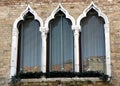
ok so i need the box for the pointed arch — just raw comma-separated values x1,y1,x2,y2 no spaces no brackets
77,2,111,76
77,2,109,26
13,5,43,29
45,4,75,72
10,5,43,78
45,4,75,31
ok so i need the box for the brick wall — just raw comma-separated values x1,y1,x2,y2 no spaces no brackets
0,0,120,86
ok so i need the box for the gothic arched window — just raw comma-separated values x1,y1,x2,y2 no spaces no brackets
17,12,42,72
80,9,105,72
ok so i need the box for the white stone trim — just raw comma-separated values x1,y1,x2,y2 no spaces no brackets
13,5,43,29
77,2,111,76
10,28,19,79
77,2,109,26
10,5,43,78
45,3,75,31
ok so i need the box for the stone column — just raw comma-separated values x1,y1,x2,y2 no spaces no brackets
104,24,111,76
73,26,80,72
10,28,19,78
41,27,48,73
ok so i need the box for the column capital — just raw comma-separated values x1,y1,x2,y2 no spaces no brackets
40,27,49,34
72,25,81,31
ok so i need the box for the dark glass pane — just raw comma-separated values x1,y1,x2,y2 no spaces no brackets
18,16,42,72
62,17,74,72
49,13,74,72
49,16,62,71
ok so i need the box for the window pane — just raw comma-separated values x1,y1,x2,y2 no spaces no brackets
49,16,62,71
49,14,74,72
62,17,74,72
81,13,105,72
19,19,42,72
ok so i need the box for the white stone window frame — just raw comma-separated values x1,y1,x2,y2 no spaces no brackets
76,2,111,76
10,5,43,78
10,2,111,79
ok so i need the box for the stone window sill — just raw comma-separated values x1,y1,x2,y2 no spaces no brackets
21,77,102,82
11,78,111,86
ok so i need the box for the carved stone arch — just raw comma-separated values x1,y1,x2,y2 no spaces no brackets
10,5,43,78
77,2,109,27
13,4,43,29
77,2,111,76
45,3,75,31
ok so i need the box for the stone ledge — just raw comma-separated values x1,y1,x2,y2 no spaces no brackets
21,77,101,82
11,78,111,86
